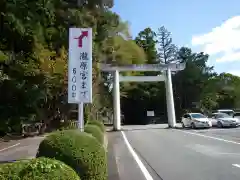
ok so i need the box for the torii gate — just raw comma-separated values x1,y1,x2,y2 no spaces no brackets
100,63,186,131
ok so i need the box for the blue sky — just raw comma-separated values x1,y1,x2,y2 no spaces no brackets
111,0,240,76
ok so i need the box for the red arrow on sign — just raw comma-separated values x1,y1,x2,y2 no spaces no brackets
74,31,88,48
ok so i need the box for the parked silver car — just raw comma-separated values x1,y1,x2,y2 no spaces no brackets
234,112,240,122
210,113,239,128
181,113,212,129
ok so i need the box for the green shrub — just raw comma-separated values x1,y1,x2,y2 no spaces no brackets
84,124,104,145
60,120,78,130
0,158,80,180
87,120,105,132
0,160,29,180
36,130,107,180
20,157,80,180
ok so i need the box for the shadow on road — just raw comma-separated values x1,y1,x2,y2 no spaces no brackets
121,127,165,132
106,124,239,133
107,124,171,132
174,126,240,131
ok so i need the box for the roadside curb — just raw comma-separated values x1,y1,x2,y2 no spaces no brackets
107,132,120,180
104,133,108,151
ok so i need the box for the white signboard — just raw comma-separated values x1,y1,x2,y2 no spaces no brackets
147,111,155,117
68,28,92,103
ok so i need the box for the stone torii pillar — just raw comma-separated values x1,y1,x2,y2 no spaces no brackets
113,70,121,131
165,68,176,128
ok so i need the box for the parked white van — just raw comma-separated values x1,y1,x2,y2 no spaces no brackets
214,109,235,117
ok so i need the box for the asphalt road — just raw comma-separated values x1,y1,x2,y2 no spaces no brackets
111,124,240,180
2,126,240,180
0,136,44,163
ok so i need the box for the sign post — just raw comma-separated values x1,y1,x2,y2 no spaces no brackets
68,28,92,132
78,103,84,131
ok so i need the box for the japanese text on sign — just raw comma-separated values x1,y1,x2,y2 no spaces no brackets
79,52,89,99
71,68,77,98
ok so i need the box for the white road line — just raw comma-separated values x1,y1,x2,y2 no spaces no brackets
121,131,154,180
232,164,240,168
175,129,240,145
0,143,20,152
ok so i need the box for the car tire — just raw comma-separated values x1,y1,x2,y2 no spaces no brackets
217,121,223,128
181,122,185,129
191,122,196,129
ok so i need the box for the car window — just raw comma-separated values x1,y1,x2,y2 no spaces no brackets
218,111,234,117
215,113,230,118
191,113,206,119
183,114,188,118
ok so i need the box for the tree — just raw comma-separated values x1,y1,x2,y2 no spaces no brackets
121,27,163,125
135,27,158,64
172,47,215,117
157,26,178,64
77,0,114,8
206,73,240,110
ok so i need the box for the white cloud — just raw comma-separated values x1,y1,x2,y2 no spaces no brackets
191,16,240,62
227,70,240,76
217,52,240,62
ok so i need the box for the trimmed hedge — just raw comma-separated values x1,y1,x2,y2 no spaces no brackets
36,130,107,180
0,160,29,180
84,124,104,145
21,158,80,180
0,158,80,180
87,120,105,132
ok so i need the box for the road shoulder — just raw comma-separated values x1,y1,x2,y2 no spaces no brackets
107,132,120,180
107,131,147,180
